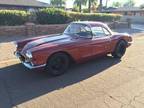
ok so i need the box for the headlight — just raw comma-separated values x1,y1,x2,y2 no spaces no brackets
13,41,18,52
13,41,18,48
26,51,33,59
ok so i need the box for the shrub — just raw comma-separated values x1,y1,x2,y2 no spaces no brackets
36,8,70,24
83,9,89,13
68,12,121,22
0,8,121,26
36,8,121,24
0,10,28,26
72,6,79,12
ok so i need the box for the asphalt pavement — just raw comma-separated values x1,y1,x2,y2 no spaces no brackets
0,29,144,108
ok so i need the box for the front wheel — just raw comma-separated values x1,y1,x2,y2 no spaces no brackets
112,40,127,58
45,53,70,76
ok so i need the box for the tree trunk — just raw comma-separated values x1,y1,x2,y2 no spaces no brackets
60,0,62,7
105,0,108,8
79,3,82,12
88,0,91,13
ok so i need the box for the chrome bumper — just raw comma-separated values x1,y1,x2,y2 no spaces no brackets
127,42,133,47
22,62,46,69
14,51,46,69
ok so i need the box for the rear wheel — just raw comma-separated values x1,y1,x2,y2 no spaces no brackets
45,53,70,76
112,40,127,58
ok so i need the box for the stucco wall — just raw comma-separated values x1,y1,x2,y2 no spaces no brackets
0,22,129,37
0,25,26,36
0,23,68,37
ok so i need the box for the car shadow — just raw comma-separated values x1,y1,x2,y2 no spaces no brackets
0,56,121,107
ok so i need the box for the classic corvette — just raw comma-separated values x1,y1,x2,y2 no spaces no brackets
14,21,132,76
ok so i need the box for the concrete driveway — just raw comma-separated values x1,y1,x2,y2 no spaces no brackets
0,34,144,108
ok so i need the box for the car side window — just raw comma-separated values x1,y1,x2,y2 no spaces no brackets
77,25,92,37
64,24,92,38
92,26,105,37
92,26,111,37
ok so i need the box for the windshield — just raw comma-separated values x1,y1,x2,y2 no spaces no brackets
64,23,92,38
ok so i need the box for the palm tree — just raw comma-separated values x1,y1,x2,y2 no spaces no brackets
74,0,87,12
105,0,108,8
112,1,122,8
99,0,103,12
123,0,135,7
51,0,66,7
88,0,97,13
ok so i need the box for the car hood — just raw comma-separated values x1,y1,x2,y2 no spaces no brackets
21,34,71,54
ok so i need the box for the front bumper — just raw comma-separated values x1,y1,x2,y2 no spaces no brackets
14,51,46,69
23,62,46,69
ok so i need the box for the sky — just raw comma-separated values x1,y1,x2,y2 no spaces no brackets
38,0,144,8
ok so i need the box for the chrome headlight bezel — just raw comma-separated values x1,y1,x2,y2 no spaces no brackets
26,51,33,59
13,41,18,49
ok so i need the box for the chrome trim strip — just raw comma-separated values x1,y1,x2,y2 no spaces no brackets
22,62,46,69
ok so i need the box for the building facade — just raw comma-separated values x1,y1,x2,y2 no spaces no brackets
103,7,144,23
103,7,144,16
0,0,49,11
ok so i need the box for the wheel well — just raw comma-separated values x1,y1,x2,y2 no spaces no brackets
113,39,127,53
47,51,75,64
118,39,127,45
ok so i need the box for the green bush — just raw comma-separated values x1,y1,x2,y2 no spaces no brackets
0,10,28,26
83,9,89,13
36,8,121,24
0,8,121,26
36,8,70,24
69,12,121,22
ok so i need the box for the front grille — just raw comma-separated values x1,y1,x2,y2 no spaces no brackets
16,51,32,64
16,51,26,62
19,55,25,62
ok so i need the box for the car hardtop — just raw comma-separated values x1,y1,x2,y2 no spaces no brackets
71,21,107,27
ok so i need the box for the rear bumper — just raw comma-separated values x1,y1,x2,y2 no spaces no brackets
14,51,46,69
127,42,133,47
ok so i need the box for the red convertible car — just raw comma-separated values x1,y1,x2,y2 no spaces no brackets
14,21,132,76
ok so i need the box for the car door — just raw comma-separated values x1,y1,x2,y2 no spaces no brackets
75,24,93,59
91,26,112,56
78,38,93,58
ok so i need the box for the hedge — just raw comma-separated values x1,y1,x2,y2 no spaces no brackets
0,10,28,26
0,8,121,26
36,8,121,24
69,12,121,22
36,8,70,24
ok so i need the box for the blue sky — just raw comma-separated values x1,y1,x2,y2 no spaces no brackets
38,0,144,8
